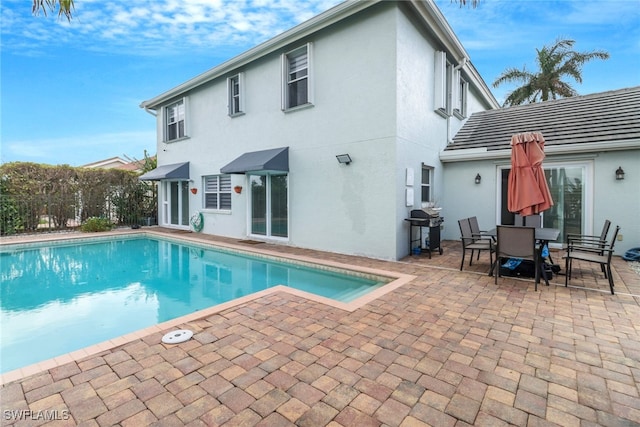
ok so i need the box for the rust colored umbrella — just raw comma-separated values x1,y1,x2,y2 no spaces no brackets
508,132,554,216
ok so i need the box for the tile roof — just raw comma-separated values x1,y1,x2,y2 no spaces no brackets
446,86,640,152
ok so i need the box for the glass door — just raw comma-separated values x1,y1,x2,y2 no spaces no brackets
249,174,288,238
498,162,591,245
543,165,586,243
163,180,190,228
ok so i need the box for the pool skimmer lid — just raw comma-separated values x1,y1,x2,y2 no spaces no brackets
162,329,193,344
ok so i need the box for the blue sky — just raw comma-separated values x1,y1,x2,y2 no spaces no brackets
1,0,638,166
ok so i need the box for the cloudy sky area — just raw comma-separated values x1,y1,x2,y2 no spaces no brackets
1,0,638,166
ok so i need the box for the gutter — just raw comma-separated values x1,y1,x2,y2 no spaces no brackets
439,139,640,162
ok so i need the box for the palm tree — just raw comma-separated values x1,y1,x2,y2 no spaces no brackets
493,38,609,106
32,0,74,20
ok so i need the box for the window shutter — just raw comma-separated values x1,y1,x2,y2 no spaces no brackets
434,51,446,111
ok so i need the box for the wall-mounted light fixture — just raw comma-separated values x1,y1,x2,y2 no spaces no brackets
475,173,481,184
615,166,625,180
336,154,352,165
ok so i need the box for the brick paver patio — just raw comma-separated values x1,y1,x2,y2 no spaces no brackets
1,229,639,426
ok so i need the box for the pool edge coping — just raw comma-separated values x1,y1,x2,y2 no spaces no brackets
0,229,416,385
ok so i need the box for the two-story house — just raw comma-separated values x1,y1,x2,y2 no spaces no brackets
140,0,499,260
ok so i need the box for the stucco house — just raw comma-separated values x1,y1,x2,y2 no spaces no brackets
140,0,499,260
140,0,639,260
440,86,640,254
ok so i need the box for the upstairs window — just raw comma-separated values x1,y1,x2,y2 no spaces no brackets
204,175,232,210
435,52,467,118
228,73,244,116
454,76,468,118
283,43,313,110
164,98,186,141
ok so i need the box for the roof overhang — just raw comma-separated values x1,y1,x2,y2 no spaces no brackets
221,147,289,174
139,162,190,180
440,140,640,163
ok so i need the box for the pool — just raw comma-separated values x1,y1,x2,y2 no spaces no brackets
0,235,390,374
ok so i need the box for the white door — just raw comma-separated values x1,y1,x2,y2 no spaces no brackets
162,180,190,228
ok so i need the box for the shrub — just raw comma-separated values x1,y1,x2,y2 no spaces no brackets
80,217,114,232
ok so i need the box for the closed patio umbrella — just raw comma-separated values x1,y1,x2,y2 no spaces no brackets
508,132,554,216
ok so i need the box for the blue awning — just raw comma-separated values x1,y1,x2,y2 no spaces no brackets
139,162,189,181
221,147,289,174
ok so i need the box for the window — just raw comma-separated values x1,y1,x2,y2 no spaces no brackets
435,51,467,118
283,43,312,110
228,73,244,116
421,165,433,205
204,175,232,210
164,99,186,141
455,77,468,118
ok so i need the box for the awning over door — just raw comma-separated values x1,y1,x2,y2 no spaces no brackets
139,162,190,181
220,147,289,174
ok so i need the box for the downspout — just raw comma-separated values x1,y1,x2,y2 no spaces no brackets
447,58,467,145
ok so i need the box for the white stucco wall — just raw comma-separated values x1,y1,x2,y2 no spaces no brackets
153,3,401,260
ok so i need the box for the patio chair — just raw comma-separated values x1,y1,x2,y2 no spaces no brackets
566,219,611,251
514,214,541,227
469,216,495,257
563,225,620,295
458,218,494,271
565,219,611,275
494,225,548,291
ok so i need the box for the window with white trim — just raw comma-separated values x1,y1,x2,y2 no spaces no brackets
228,73,244,116
204,175,232,210
283,43,312,110
434,51,464,118
421,165,433,205
454,77,468,118
164,98,186,141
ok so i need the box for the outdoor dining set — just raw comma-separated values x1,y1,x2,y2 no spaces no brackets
458,216,620,294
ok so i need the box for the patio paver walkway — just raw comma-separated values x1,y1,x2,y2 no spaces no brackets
1,229,639,426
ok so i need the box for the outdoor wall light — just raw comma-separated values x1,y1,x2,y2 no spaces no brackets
475,173,481,184
615,166,625,180
336,154,352,165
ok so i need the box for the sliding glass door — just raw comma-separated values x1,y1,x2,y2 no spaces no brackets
499,162,592,244
249,173,288,238
163,180,190,228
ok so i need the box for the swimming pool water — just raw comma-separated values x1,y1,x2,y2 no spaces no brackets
0,236,387,373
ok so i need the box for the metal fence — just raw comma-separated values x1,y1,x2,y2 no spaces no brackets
0,192,157,236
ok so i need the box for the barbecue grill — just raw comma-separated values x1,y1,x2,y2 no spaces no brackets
405,209,444,258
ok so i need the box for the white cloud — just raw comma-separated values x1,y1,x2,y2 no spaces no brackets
1,0,342,57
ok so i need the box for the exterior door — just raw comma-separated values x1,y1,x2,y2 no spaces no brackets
498,162,591,245
249,174,288,238
162,180,190,228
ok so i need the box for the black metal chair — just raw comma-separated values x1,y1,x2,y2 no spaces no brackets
458,218,494,271
563,225,620,295
494,225,548,291
565,219,611,276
